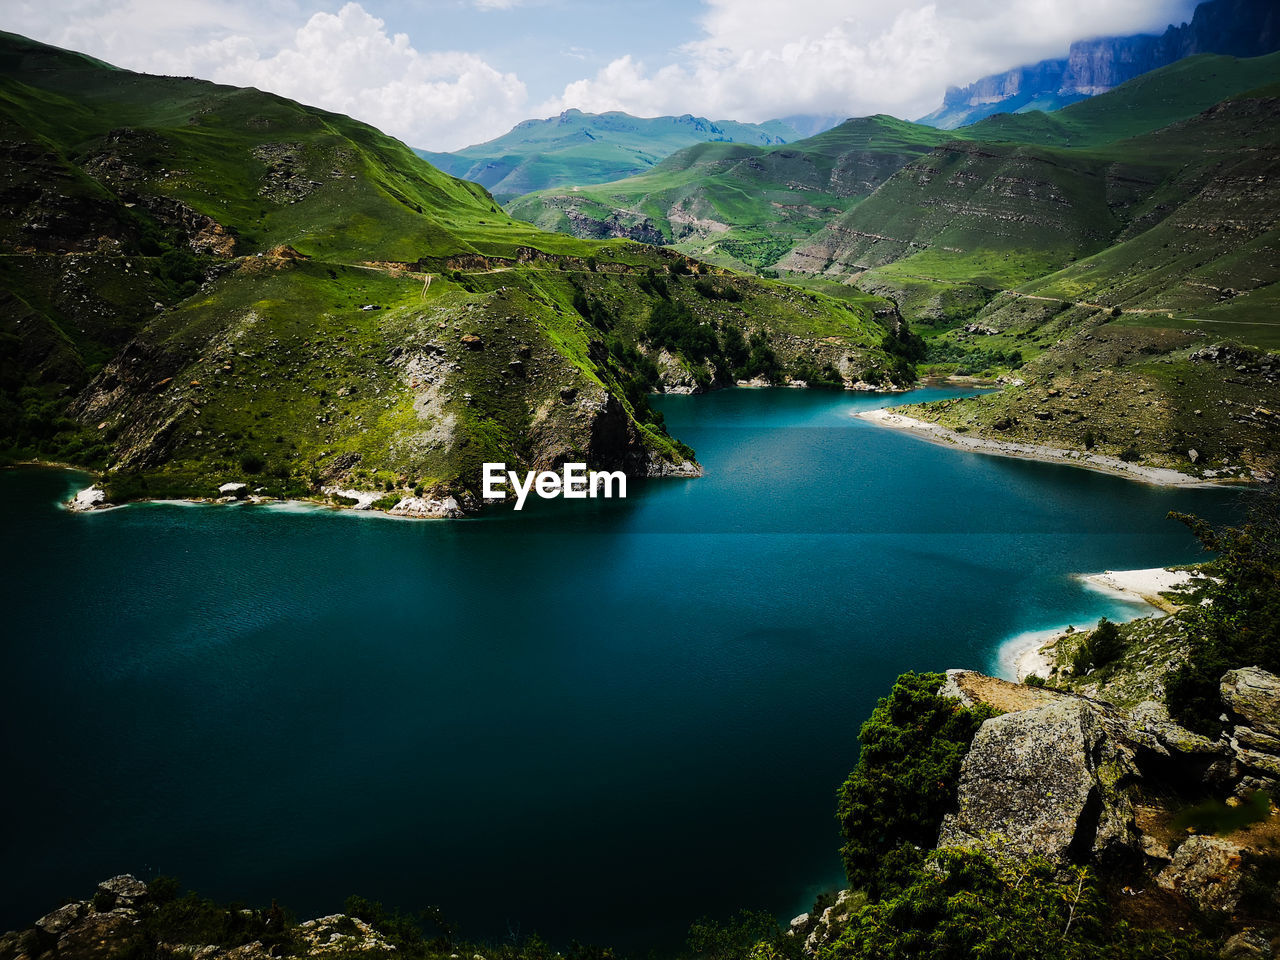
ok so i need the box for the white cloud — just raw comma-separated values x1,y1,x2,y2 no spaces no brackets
4,0,1202,147
198,4,530,150
7,0,530,150
543,0,1199,123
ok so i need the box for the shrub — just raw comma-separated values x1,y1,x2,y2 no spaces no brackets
1165,494,1280,733
645,301,719,363
239,452,266,473
1118,445,1141,462
836,672,995,897
823,849,1213,960
687,910,798,960
1089,618,1123,668
741,332,781,383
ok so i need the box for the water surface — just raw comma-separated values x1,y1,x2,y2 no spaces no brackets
0,387,1245,948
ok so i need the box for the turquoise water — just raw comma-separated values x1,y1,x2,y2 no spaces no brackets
0,387,1245,948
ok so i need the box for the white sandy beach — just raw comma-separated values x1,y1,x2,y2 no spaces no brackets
998,566,1199,681
1080,567,1197,611
857,409,1228,487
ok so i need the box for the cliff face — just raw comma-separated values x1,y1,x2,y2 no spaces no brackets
921,0,1280,128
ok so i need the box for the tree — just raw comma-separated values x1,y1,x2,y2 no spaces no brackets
836,673,994,897
1089,618,1123,668
1166,492,1280,733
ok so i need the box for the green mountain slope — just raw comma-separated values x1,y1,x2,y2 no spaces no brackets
0,32,897,511
415,109,798,201
506,116,956,272
866,89,1280,480
510,53,1280,278
783,54,1280,318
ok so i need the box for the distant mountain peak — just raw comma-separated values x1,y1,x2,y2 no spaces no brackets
919,0,1280,129
415,109,800,199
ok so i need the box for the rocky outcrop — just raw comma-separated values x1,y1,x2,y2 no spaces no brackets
1222,667,1280,787
787,890,859,955
388,495,465,518
938,698,1143,865
3,876,395,960
1157,835,1248,914
939,668,1070,712
1222,668,1280,738
294,915,397,956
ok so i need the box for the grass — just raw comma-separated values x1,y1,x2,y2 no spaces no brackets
416,108,798,199
506,116,955,271
0,30,907,506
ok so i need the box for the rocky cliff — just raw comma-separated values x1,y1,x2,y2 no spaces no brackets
920,0,1280,128
793,666,1280,957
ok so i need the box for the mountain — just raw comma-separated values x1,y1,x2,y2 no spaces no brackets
784,61,1280,480
509,52,1280,275
785,52,1280,315
415,109,800,201
919,0,1280,129
0,32,897,511
506,115,958,272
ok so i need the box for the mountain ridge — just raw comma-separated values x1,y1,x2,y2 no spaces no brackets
415,109,801,201
919,0,1280,129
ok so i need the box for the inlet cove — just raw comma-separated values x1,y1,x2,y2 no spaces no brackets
0,387,1245,950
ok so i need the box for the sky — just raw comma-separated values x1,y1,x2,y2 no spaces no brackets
6,0,1201,151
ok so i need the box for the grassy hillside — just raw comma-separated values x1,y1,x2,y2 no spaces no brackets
873,88,1280,480
416,109,798,201
510,53,1280,280
0,32,897,510
506,116,955,272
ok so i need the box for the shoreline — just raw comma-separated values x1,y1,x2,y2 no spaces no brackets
857,408,1245,488
998,566,1199,682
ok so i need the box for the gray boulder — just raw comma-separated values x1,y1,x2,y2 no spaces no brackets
1221,667,1280,738
97,875,148,906
1221,929,1274,959
36,901,88,936
1157,835,1247,914
938,699,1141,865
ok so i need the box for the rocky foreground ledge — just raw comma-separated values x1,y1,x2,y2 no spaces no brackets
790,666,1280,957
1,875,396,960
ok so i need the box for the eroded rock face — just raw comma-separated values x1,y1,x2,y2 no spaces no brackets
938,699,1142,865
1222,667,1280,787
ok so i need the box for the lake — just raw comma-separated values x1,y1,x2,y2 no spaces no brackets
0,386,1246,949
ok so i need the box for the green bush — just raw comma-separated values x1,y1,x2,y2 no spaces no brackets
820,849,1213,960
1166,495,1280,733
835,672,995,897
741,332,781,383
1070,618,1124,675
687,909,799,960
1089,618,1123,667
645,301,720,364
239,452,266,473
